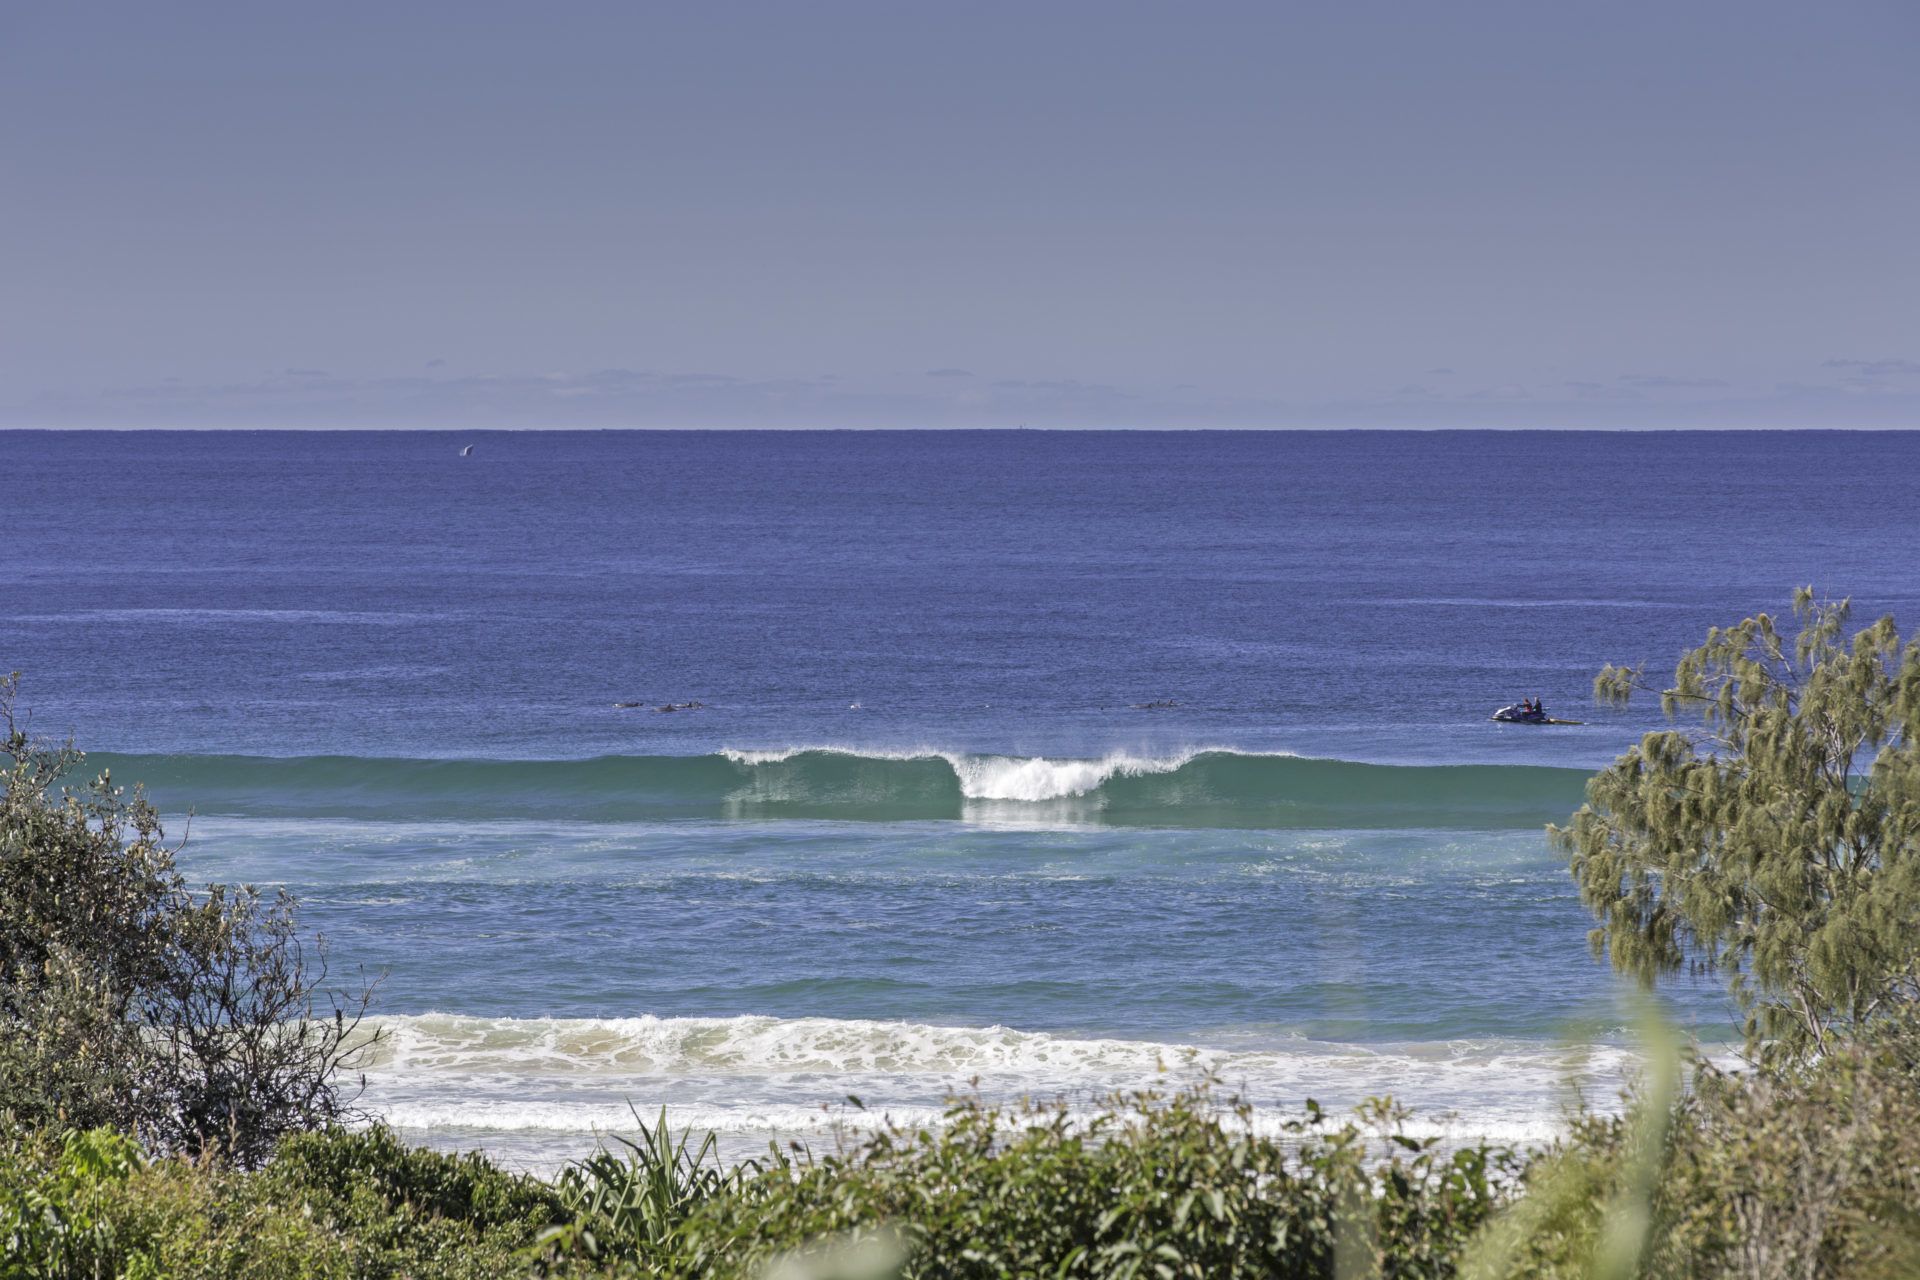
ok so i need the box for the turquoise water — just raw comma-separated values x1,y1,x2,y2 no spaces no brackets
9,429,1918,1166
87,749,1590,827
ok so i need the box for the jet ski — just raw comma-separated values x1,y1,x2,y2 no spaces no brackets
1491,703,1583,725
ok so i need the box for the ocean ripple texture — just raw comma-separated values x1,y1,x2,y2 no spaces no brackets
8,429,1919,1168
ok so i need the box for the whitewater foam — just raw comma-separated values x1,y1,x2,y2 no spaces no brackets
950,752,1184,802
357,1012,1644,1168
364,1011,1247,1076
719,746,1299,803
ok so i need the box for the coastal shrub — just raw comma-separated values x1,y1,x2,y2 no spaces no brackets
1653,1013,1920,1280
268,1123,565,1241
7,1061,1919,1278
1554,590,1920,1058
537,1106,757,1266
0,1124,350,1278
0,1124,564,1279
1467,1012,1920,1280
0,673,375,1165
257,1126,567,1278
540,1086,1518,1279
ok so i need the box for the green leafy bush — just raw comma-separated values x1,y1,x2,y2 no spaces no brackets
531,1085,1517,1280
1468,1013,1920,1280
0,1125,350,1279
261,1126,567,1279
0,673,375,1165
0,1124,563,1279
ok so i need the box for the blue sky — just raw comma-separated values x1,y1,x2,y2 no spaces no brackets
4,1,1916,427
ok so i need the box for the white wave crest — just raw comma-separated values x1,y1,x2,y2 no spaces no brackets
949,752,1187,802
354,1013,1650,1172
357,1013,1645,1124
379,1098,949,1137
362,1011,1233,1077
717,746,1297,803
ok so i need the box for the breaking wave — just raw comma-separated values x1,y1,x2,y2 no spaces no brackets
356,1013,1641,1162
86,748,1588,828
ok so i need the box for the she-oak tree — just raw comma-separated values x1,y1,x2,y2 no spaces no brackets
1554,588,1920,1058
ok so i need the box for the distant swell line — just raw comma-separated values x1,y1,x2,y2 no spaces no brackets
84,748,1589,829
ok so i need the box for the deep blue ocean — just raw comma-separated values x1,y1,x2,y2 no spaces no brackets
7,429,1917,1166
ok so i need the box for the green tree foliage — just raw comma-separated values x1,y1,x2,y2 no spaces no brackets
1553,590,1920,1057
0,673,376,1165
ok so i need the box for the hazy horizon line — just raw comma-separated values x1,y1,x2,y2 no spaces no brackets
5,424,1918,435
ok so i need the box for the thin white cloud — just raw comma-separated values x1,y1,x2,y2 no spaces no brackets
1618,375,1729,389
1823,358,1920,377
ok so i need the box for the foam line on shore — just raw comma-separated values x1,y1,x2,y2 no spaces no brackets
355,1012,1646,1157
